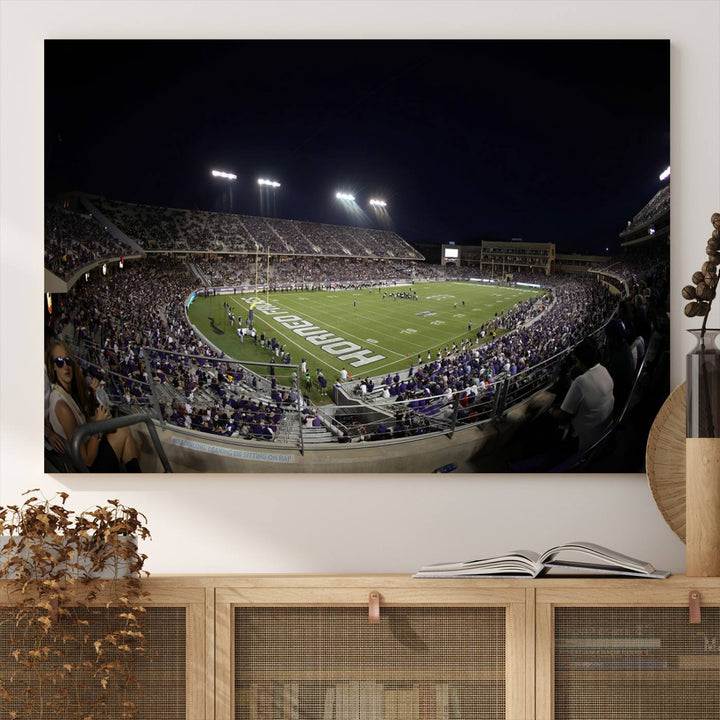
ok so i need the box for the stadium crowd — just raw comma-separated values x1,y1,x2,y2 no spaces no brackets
620,185,670,235
44,194,669,460
349,274,619,438
192,255,424,289
45,205,129,279
84,195,423,260
46,249,632,447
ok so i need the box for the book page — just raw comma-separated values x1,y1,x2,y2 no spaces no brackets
539,542,655,573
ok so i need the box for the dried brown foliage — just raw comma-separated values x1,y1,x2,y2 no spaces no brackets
0,491,151,719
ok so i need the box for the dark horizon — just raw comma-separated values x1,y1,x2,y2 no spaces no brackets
45,39,670,255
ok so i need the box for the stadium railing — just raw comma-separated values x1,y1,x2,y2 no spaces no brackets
68,413,173,473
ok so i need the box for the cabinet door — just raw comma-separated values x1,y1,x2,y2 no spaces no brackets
537,583,720,720
216,579,529,720
0,583,208,720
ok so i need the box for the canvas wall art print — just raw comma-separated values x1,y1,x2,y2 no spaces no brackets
44,39,670,474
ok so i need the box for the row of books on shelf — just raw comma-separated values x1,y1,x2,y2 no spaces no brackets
236,652,720,718
556,637,662,649
236,681,470,719
555,638,720,670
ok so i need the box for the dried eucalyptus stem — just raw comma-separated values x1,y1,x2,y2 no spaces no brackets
682,212,720,437
682,213,720,328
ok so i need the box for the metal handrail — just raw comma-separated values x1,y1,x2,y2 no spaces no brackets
69,413,173,473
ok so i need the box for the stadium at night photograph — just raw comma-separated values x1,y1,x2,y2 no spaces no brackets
43,39,670,473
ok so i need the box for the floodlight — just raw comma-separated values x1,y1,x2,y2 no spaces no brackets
369,198,387,207
212,169,237,180
336,192,355,201
659,166,670,181
258,178,281,188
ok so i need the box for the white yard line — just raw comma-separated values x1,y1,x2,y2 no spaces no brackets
227,297,378,376
230,295,406,360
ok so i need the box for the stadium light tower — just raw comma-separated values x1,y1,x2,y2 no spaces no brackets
369,197,392,229
211,169,237,180
336,190,373,225
211,169,237,212
258,178,281,217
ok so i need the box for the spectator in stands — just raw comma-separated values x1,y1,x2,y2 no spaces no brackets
602,319,636,412
46,340,142,472
45,363,66,456
549,338,614,452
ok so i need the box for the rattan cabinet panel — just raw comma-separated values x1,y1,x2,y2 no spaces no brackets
554,607,719,719
216,578,530,720
0,581,209,720
536,580,720,720
0,606,186,719
235,606,505,718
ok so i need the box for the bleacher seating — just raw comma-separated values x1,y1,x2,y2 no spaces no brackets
45,205,130,279
83,195,423,260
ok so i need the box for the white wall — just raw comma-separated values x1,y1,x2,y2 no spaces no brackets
1,1,718,575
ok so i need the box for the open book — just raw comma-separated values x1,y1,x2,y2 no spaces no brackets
414,541,670,579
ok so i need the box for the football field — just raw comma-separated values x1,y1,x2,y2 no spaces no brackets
187,281,543,398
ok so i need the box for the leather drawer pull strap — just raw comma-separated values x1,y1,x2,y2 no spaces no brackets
368,591,380,623
689,590,702,624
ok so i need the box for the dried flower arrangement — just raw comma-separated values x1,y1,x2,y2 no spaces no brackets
682,212,720,326
683,212,720,439
0,491,151,719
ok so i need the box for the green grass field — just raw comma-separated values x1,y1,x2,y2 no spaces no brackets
187,281,542,403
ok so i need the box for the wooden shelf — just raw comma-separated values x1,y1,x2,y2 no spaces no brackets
235,670,505,681
555,670,719,680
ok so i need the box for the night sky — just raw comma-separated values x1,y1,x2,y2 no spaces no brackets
45,39,669,254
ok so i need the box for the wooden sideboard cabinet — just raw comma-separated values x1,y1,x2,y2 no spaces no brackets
2,575,720,719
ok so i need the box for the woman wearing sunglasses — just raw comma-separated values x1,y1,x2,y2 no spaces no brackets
46,340,141,472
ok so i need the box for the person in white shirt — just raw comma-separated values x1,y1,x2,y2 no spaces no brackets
550,338,614,451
